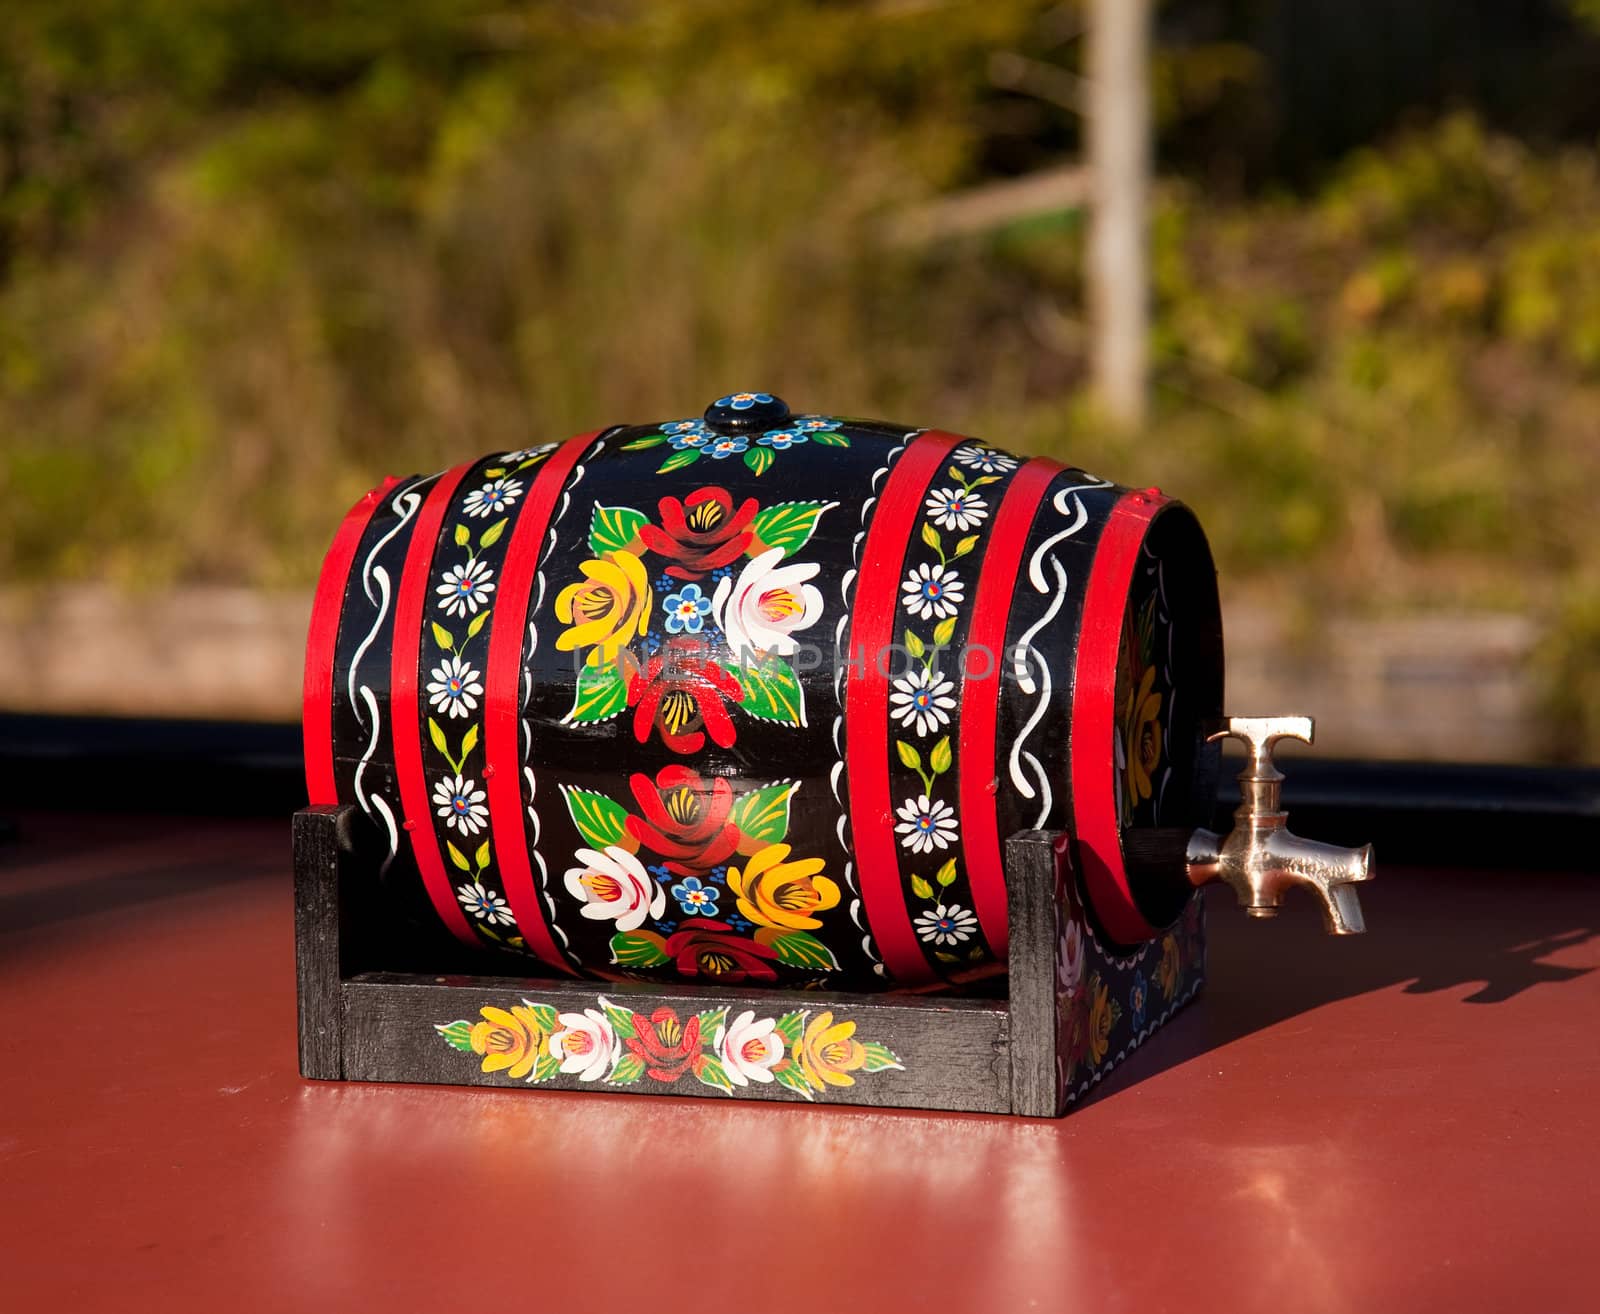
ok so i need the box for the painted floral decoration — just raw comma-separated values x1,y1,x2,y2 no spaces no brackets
622,414,850,476
437,996,904,1100
1116,591,1167,823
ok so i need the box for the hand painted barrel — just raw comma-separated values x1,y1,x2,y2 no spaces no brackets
303,392,1223,990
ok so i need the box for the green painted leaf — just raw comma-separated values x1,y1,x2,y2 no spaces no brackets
466,609,490,639
694,1055,735,1095
696,1007,729,1038
656,448,701,473
749,500,835,557
904,629,925,659
743,446,775,477
483,467,506,479
431,622,454,652
589,504,649,555
935,856,958,887
935,950,960,964
911,873,934,899
474,839,491,869
729,780,797,845
773,1061,816,1099
860,1042,904,1072
920,522,941,553
454,523,471,548
932,615,957,648
563,786,630,849
953,534,980,559
621,434,667,451
731,657,805,726
609,929,670,968
447,841,470,872
565,661,629,724
770,931,838,971
774,1010,807,1047
896,740,921,771
428,716,449,756
809,430,849,447
479,517,508,550
461,723,480,759
529,1053,560,1084
599,997,638,1040
608,1053,646,1085
930,735,952,775
436,1020,475,1052
526,1002,558,1033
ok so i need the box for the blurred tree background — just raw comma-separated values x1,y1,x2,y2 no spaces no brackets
2,0,1599,756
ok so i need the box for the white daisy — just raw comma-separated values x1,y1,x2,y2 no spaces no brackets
915,903,979,946
895,794,959,853
457,881,514,926
462,476,524,519
436,559,496,617
901,562,964,621
503,443,558,463
426,655,484,720
433,773,488,835
952,446,1019,474
890,668,957,737
924,487,989,532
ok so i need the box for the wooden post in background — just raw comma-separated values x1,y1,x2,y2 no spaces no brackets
1087,0,1151,429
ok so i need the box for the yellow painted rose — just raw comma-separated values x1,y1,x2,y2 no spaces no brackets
797,1010,867,1088
1087,975,1121,1067
1125,666,1163,806
726,843,840,931
469,1004,548,1080
554,550,651,667
1156,934,1181,1002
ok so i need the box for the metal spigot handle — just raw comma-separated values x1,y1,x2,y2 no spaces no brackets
1186,715,1376,934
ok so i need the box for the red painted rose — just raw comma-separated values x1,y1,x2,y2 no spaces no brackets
638,486,758,580
626,765,740,875
625,1006,703,1082
627,637,744,754
663,921,780,983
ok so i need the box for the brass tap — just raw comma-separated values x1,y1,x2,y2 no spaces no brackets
1185,716,1375,934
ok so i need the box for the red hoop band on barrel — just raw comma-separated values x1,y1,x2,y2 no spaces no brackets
303,477,398,806
1070,487,1170,946
958,456,1064,959
845,429,966,986
390,464,479,945
483,432,605,976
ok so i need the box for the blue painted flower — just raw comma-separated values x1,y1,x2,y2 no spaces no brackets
647,863,674,880
726,913,753,932
757,427,809,450
660,418,709,437
791,415,841,431
706,434,749,459
656,919,678,934
710,564,735,582
663,583,713,634
668,425,713,450
654,573,679,593
670,876,720,916
1130,971,1148,1030
716,392,775,411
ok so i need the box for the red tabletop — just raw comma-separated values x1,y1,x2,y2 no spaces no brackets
3,811,1596,1313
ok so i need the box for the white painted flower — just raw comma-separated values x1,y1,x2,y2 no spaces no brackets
714,1010,786,1086
433,773,488,835
1057,918,1084,999
915,903,979,946
924,486,989,532
549,1008,617,1082
900,562,964,621
564,845,665,932
436,559,496,618
427,655,484,720
895,794,959,853
457,881,514,926
462,476,524,519
889,668,957,737
952,445,1019,474
503,443,558,463
712,546,825,659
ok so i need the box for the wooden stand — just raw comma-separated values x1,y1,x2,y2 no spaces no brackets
295,805,1206,1116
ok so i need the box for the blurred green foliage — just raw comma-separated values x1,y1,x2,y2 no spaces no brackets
2,1,1599,755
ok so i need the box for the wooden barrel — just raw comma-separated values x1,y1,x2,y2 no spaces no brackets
303,393,1223,990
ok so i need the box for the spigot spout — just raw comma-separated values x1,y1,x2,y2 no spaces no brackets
1185,716,1376,934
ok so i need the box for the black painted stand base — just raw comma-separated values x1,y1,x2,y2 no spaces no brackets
295,805,1206,1116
